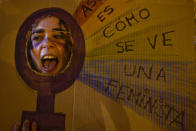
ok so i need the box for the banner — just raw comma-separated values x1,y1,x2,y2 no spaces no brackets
0,0,195,131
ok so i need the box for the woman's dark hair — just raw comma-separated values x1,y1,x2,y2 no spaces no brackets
27,15,73,73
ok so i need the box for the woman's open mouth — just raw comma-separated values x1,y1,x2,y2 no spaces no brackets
41,55,58,73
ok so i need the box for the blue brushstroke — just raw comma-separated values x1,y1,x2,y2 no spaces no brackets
77,59,196,131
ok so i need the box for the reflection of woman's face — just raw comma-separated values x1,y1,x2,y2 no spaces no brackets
30,17,69,75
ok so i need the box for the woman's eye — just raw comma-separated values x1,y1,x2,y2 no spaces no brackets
53,34,65,39
32,36,43,41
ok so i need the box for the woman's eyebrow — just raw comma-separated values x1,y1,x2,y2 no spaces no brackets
32,29,45,34
52,28,66,32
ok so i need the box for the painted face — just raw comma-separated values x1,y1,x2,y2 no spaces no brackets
30,17,69,75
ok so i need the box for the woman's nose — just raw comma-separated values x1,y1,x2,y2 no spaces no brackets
42,34,55,48
42,40,55,48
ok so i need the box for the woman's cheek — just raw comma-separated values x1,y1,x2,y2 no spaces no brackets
31,48,42,69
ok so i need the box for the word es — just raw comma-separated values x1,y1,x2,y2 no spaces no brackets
97,5,114,22
103,8,150,38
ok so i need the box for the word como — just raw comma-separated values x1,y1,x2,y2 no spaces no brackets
103,8,150,38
